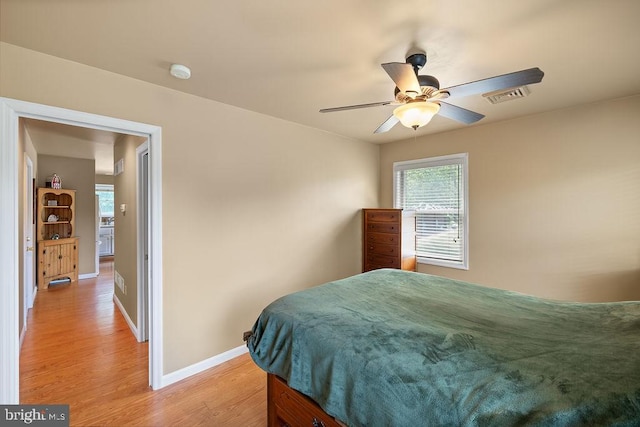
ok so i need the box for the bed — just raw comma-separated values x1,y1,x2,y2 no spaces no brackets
246,269,640,426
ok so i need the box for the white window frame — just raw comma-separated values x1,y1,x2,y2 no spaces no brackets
393,153,469,270
96,184,114,192
96,184,115,218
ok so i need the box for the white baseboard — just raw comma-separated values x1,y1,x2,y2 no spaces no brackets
79,273,98,280
30,286,37,308
113,294,140,341
160,345,249,389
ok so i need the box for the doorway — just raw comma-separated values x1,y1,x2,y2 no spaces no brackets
0,97,164,403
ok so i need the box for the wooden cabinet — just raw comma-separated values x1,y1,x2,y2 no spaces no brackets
267,374,342,427
362,208,416,273
37,238,78,290
99,226,114,256
36,188,79,290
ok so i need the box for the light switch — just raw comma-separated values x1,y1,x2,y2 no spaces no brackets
120,204,126,213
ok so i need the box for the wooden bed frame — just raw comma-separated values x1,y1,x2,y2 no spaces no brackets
267,373,343,427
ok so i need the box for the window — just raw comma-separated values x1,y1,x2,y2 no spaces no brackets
393,153,468,270
96,184,114,218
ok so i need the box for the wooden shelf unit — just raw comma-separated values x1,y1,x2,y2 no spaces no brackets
36,188,79,290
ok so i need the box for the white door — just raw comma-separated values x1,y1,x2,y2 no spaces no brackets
23,155,35,317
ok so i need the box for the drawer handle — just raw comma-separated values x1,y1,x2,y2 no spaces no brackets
313,418,326,427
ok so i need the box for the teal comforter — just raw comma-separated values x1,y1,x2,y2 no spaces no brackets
247,269,640,426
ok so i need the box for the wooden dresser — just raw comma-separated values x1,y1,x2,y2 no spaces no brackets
362,208,416,273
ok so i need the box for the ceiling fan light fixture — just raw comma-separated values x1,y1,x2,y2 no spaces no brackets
393,102,440,130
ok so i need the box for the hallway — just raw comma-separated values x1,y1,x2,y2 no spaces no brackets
20,258,266,426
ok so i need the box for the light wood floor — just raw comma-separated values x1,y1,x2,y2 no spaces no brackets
20,258,267,426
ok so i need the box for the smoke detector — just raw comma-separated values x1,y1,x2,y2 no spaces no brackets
483,86,530,104
170,64,191,80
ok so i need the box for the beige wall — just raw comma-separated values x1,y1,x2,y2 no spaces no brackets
95,174,114,185
113,134,146,326
37,155,96,276
0,42,379,373
380,95,640,302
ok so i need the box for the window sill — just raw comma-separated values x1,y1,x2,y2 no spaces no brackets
417,257,468,271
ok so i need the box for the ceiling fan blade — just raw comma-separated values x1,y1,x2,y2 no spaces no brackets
320,101,393,113
374,115,399,134
437,102,485,124
442,67,544,100
381,63,421,96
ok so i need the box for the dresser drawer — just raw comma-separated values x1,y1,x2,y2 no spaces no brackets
366,222,399,234
365,210,400,222
270,375,341,427
366,253,399,268
367,232,399,245
365,262,400,271
365,242,398,256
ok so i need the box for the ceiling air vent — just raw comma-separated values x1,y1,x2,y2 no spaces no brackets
483,85,531,104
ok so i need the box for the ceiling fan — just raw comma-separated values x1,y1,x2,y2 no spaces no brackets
320,50,544,133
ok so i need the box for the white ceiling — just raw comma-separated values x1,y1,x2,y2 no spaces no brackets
2,0,640,147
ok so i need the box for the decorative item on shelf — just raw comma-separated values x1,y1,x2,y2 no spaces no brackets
47,200,58,206
51,233,60,240
51,173,62,189
47,214,59,222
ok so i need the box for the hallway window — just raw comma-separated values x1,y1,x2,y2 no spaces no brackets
96,184,114,222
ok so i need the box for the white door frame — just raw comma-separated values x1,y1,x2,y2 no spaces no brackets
136,142,149,342
0,97,164,403
94,194,100,275
22,154,35,341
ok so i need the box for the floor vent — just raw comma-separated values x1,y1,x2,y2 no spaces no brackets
483,85,530,104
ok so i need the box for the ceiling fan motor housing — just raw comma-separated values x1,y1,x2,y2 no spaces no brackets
406,52,427,72
418,75,440,90
393,53,440,98
394,74,440,98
